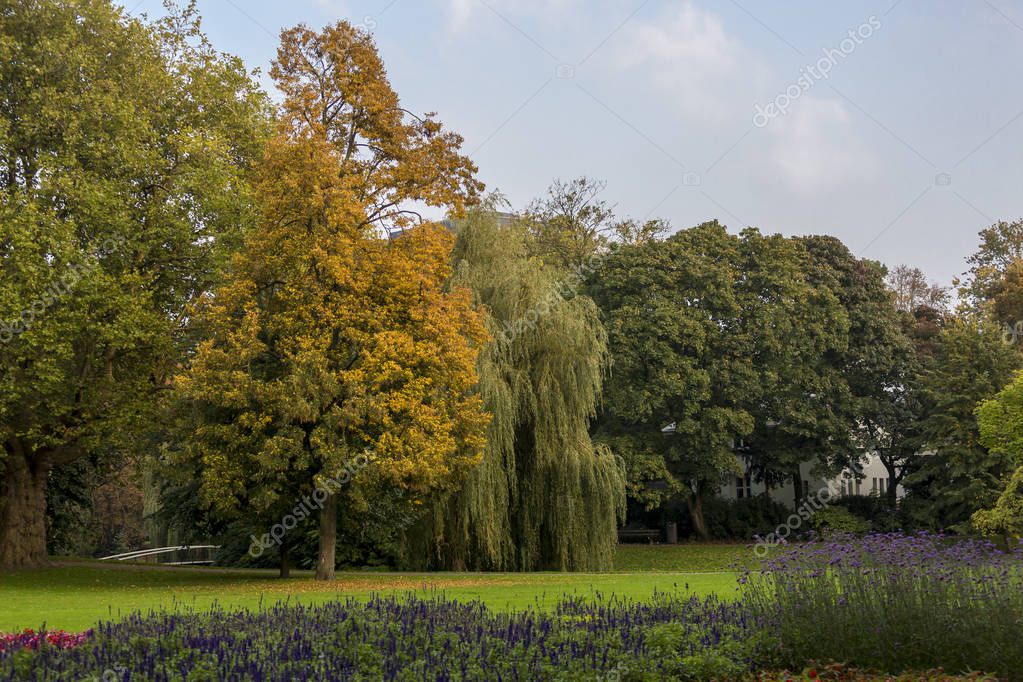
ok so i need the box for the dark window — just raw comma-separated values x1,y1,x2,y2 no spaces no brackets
736,473,752,499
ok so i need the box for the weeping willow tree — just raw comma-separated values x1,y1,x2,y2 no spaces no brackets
407,206,626,571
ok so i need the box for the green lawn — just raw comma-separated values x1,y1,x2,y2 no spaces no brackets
0,543,749,632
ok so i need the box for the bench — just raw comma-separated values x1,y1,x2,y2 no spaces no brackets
617,528,662,543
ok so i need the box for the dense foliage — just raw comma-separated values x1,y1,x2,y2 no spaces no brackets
974,369,1023,539
590,224,853,537
0,0,270,569
411,206,625,571
165,20,489,581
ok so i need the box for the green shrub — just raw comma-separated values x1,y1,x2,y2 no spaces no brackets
683,494,792,540
834,494,906,532
810,506,870,535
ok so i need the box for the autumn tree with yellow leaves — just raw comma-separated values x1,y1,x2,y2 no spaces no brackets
170,21,488,580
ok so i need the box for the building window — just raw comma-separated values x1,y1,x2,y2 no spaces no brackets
736,473,752,499
855,478,862,495
872,477,878,494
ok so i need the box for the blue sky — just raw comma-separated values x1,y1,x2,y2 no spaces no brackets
122,0,1023,286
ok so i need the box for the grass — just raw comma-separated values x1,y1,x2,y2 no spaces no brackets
0,543,747,632
614,541,755,571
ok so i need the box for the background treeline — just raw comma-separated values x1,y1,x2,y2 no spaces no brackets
3,1,1022,576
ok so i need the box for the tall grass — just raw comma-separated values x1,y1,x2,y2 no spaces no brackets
740,533,1023,677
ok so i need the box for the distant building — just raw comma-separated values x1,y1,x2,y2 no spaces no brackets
659,422,907,509
437,211,519,233
717,452,905,509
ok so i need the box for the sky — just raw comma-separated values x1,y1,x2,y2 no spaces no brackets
120,0,1023,287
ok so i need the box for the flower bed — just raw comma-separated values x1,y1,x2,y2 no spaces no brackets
740,533,1023,677
0,629,91,655
0,593,774,681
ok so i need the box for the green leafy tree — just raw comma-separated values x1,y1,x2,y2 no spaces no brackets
523,177,617,271
857,303,946,509
0,0,270,568
959,219,1023,313
591,222,841,538
974,371,1023,541
736,235,851,506
886,265,949,314
905,317,1021,530
990,260,1023,330
590,222,742,539
411,205,625,570
788,238,918,505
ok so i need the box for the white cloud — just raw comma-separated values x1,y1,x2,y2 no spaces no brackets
614,1,766,121
313,0,348,16
442,0,580,31
759,96,875,194
446,0,474,29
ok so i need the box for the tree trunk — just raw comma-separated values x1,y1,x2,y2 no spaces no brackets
315,493,338,580
793,471,803,508
686,492,709,541
0,452,50,569
881,459,899,510
279,539,290,579
887,473,899,510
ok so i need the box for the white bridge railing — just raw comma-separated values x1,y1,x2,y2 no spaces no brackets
98,545,220,565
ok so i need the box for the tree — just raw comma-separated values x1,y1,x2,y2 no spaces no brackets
734,234,851,508
523,177,617,270
793,237,919,506
410,205,625,570
886,265,949,314
973,371,1023,542
959,219,1023,311
590,223,841,538
169,20,489,580
611,218,671,247
972,467,1023,542
905,317,1021,530
590,222,741,539
523,177,672,267
856,304,947,510
990,260,1023,330
0,0,270,569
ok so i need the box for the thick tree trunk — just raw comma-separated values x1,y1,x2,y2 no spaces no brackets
887,473,899,509
315,493,338,580
686,492,710,541
793,472,803,508
0,453,50,569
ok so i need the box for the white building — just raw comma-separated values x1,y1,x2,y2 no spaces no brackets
718,452,906,509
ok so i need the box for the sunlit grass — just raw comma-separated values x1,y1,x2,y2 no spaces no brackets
0,543,748,631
